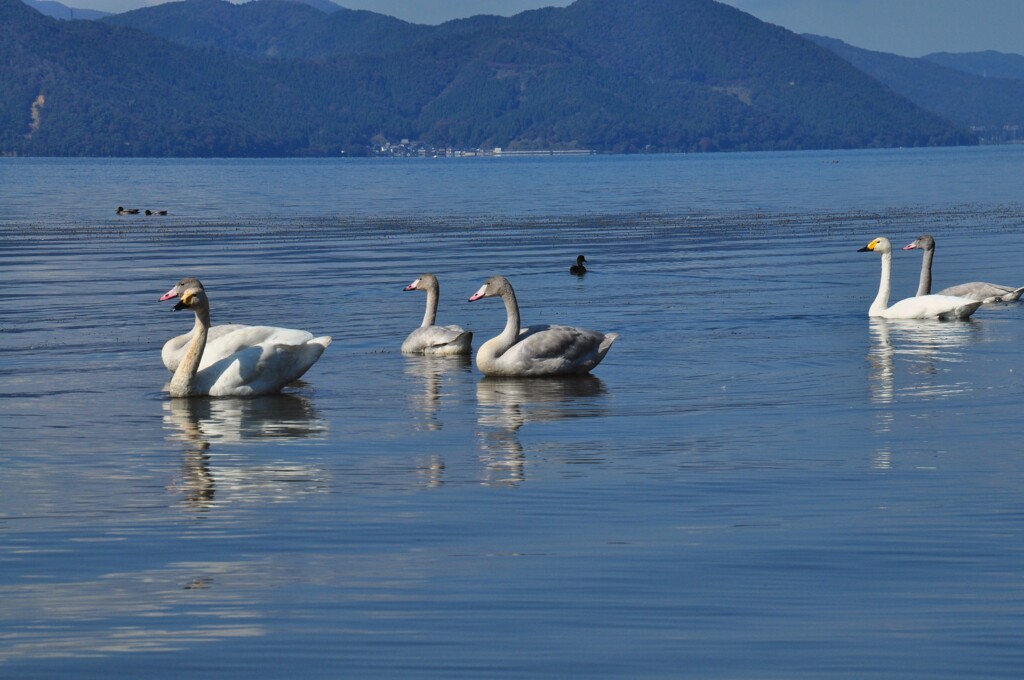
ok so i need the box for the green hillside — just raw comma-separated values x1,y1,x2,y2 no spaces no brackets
1,0,973,157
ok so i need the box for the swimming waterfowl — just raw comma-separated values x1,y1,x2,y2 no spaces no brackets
859,237,982,320
903,234,1024,303
402,273,473,355
467,275,618,376
117,206,139,215
146,209,168,216
160,277,312,372
167,284,330,397
569,255,587,275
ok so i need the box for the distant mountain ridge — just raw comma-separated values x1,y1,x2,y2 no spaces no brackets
807,34,1024,135
103,0,426,59
2,0,974,156
22,0,107,19
923,50,1024,81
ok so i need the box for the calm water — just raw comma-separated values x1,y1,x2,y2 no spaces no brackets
2,147,1024,678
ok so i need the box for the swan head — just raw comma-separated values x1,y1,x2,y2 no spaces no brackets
469,275,511,302
858,237,892,254
171,287,209,312
161,277,205,302
403,273,437,292
903,234,935,252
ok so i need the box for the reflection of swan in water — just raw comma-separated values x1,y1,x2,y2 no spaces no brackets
868,317,981,405
163,396,329,510
475,376,607,486
867,318,980,469
403,354,472,432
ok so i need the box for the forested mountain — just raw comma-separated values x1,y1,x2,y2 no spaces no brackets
104,0,427,59
2,0,973,157
808,35,1024,132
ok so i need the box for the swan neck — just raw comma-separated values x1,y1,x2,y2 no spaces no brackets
169,306,209,397
917,247,933,296
871,250,892,315
495,287,522,354
422,281,439,327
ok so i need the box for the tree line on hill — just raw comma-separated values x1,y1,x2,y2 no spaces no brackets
1,0,1001,157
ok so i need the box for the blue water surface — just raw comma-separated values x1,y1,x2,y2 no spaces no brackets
1,147,1023,679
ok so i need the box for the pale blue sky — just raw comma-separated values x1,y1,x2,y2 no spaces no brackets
64,0,1024,58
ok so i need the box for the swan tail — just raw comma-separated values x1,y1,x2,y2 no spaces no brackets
1003,287,1024,302
952,302,982,319
576,332,619,374
600,332,620,352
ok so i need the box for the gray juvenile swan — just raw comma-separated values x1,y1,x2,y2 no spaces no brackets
160,278,313,372
859,237,981,320
903,234,1024,303
402,273,473,355
467,275,618,376
167,284,331,397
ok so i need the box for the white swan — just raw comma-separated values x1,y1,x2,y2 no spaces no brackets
401,273,473,355
859,237,982,320
903,234,1024,303
167,285,331,397
160,277,314,372
467,275,618,376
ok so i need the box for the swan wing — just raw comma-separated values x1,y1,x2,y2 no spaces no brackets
499,324,618,375
402,325,472,354
197,336,332,397
197,326,315,370
162,323,248,371
937,282,1024,303
884,294,981,320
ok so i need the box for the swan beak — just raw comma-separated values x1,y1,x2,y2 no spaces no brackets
403,278,420,291
172,290,197,311
902,242,918,250
159,285,179,301
858,240,878,252
468,283,488,302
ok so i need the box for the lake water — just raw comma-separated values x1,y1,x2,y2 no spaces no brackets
2,147,1024,678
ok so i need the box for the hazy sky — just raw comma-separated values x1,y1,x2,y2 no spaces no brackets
64,0,1024,58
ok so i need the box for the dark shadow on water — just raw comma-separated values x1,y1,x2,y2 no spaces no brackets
162,395,329,511
403,354,473,433
475,375,607,486
867,317,981,405
867,317,982,470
